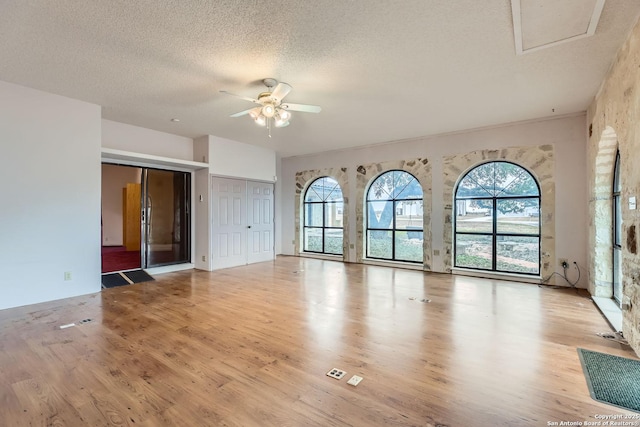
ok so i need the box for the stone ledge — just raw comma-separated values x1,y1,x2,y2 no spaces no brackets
592,296,623,332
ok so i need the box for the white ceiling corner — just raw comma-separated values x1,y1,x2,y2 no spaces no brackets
512,0,606,55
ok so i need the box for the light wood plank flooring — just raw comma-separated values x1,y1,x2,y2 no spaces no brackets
0,256,636,426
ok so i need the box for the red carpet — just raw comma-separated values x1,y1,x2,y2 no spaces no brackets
101,246,140,273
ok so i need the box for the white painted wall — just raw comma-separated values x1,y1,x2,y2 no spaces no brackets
194,136,211,271
0,80,102,310
279,114,588,287
102,119,193,161
209,136,276,182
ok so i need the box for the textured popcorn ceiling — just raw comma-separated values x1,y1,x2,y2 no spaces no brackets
0,1,638,157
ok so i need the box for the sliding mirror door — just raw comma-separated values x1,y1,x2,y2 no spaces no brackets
142,168,191,268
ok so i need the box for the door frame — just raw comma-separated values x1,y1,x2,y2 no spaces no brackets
210,175,276,270
101,149,207,274
141,167,192,269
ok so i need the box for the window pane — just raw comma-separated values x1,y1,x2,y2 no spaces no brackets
303,228,323,252
367,201,394,229
395,174,422,199
455,234,492,270
496,236,539,274
395,230,423,262
319,177,337,200
496,170,539,197
368,173,394,200
325,180,343,201
395,200,423,230
456,174,493,198
492,162,522,195
613,152,621,192
390,171,409,198
458,163,496,197
614,195,621,245
455,199,493,233
368,171,421,201
304,203,323,226
324,229,343,255
305,176,343,202
325,202,343,227
496,199,539,234
304,185,322,202
367,230,392,259
613,247,622,302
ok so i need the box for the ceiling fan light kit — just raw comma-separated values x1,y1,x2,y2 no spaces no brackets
221,78,321,137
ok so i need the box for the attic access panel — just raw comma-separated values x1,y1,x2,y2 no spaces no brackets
511,0,605,54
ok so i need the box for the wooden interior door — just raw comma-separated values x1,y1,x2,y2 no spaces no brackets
122,183,141,251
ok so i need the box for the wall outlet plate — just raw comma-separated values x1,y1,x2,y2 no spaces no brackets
326,368,346,380
347,375,363,386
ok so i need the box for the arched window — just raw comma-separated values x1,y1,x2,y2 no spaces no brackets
612,150,622,304
454,161,540,275
303,177,343,255
366,170,423,262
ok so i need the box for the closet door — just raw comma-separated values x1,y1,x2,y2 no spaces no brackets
247,181,275,264
211,177,247,270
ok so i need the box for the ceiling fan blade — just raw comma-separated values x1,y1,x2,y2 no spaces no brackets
270,82,292,102
219,90,260,104
281,103,322,113
229,108,257,118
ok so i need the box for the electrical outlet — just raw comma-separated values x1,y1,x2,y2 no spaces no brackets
558,258,568,268
350,244,355,249
347,375,363,386
326,368,347,380
434,249,440,256
64,271,72,281
202,255,206,262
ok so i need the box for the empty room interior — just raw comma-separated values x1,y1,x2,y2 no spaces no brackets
3,1,640,425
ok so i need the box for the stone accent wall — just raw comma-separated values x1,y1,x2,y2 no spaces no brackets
294,168,349,261
587,17,640,356
589,127,617,297
354,158,432,268
442,145,555,280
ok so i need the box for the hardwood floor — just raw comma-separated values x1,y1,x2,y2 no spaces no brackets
0,256,636,426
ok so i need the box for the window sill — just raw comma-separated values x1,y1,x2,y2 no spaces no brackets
363,258,424,271
299,252,344,262
592,297,622,332
452,267,541,284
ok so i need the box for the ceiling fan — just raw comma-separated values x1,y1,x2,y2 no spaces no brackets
220,78,321,137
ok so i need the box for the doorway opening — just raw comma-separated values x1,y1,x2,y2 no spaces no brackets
101,164,191,273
